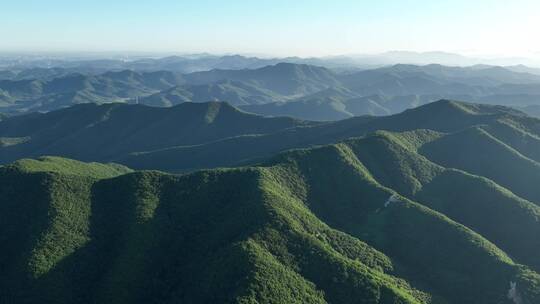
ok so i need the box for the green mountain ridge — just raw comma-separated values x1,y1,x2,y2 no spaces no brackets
3,131,540,303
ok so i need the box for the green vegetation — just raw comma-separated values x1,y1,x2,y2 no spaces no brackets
0,157,428,303
420,126,540,204
3,129,540,303
4,100,540,303
4,156,132,178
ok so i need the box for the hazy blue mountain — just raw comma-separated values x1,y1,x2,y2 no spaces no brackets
123,54,283,73
0,67,111,81
0,70,16,80
338,64,540,96
515,104,540,118
0,54,285,74
241,93,540,121
3,61,540,120
0,70,185,114
137,80,281,107
184,63,340,96
506,64,540,76
5,52,539,71
348,51,540,67
0,63,342,114
373,64,540,85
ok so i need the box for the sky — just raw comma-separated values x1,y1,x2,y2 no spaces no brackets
1,0,539,58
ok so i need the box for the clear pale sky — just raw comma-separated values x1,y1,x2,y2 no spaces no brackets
1,0,539,58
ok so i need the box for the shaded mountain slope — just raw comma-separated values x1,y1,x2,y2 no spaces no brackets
240,92,540,122
339,130,540,272
0,101,313,163
239,87,367,121
339,68,488,96
119,100,532,172
240,93,456,121
369,64,540,86
420,126,540,204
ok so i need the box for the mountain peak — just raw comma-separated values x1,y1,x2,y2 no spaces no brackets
410,99,482,115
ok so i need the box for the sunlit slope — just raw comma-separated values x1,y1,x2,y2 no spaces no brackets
2,147,540,303
0,157,428,304
265,143,540,303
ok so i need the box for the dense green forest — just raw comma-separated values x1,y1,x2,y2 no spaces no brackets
3,113,540,303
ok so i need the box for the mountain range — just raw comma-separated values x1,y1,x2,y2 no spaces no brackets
0,70,184,114
2,52,540,72
0,99,538,174
3,62,540,120
3,99,540,303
